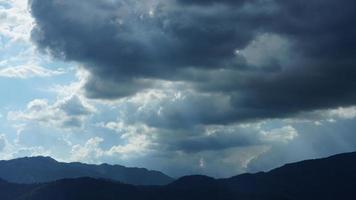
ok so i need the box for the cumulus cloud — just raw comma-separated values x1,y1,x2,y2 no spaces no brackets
98,122,156,159
70,135,153,164
106,134,153,159
8,95,95,129
70,137,104,163
0,0,33,41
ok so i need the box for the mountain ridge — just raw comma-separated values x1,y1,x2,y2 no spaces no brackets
1,151,356,199
0,156,173,185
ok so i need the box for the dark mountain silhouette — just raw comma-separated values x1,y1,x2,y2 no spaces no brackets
1,151,356,200
0,156,173,185
16,178,143,200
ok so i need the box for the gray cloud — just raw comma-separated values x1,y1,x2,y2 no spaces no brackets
163,125,297,153
30,0,356,126
60,96,94,116
176,0,251,6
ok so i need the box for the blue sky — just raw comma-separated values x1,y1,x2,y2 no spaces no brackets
1,0,356,178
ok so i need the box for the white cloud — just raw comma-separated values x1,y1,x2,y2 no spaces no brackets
327,106,356,119
261,126,298,143
99,122,155,159
8,95,95,129
70,134,152,163
101,121,154,138
0,0,67,80
0,0,33,42
48,67,89,98
70,137,104,163
107,134,152,159
0,64,64,78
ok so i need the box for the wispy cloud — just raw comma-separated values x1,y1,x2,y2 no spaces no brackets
0,64,64,79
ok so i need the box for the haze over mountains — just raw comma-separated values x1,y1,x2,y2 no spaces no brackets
0,151,356,200
0,156,173,185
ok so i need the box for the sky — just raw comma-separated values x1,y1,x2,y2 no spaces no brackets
0,0,356,178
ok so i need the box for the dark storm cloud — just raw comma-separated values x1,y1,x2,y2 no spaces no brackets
30,0,356,124
168,129,261,153
176,0,251,6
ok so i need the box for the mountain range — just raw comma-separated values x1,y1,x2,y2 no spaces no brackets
0,156,173,185
1,151,356,199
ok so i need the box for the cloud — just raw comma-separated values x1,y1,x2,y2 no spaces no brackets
282,106,356,126
70,134,153,163
70,137,104,163
176,0,251,6
0,133,53,160
106,134,153,159
0,134,7,151
29,0,356,126
0,0,66,81
17,0,356,178
8,95,95,129
0,64,64,78
0,0,33,41
101,108,298,160
260,126,298,143
248,119,356,173
13,145,52,158
117,88,235,128
326,107,356,120
98,122,156,159
165,124,298,154
155,145,270,177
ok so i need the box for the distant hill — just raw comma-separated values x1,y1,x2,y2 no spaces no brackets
0,156,173,185
1,151,356,200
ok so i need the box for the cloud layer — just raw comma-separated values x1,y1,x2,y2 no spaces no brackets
29,0,356,126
